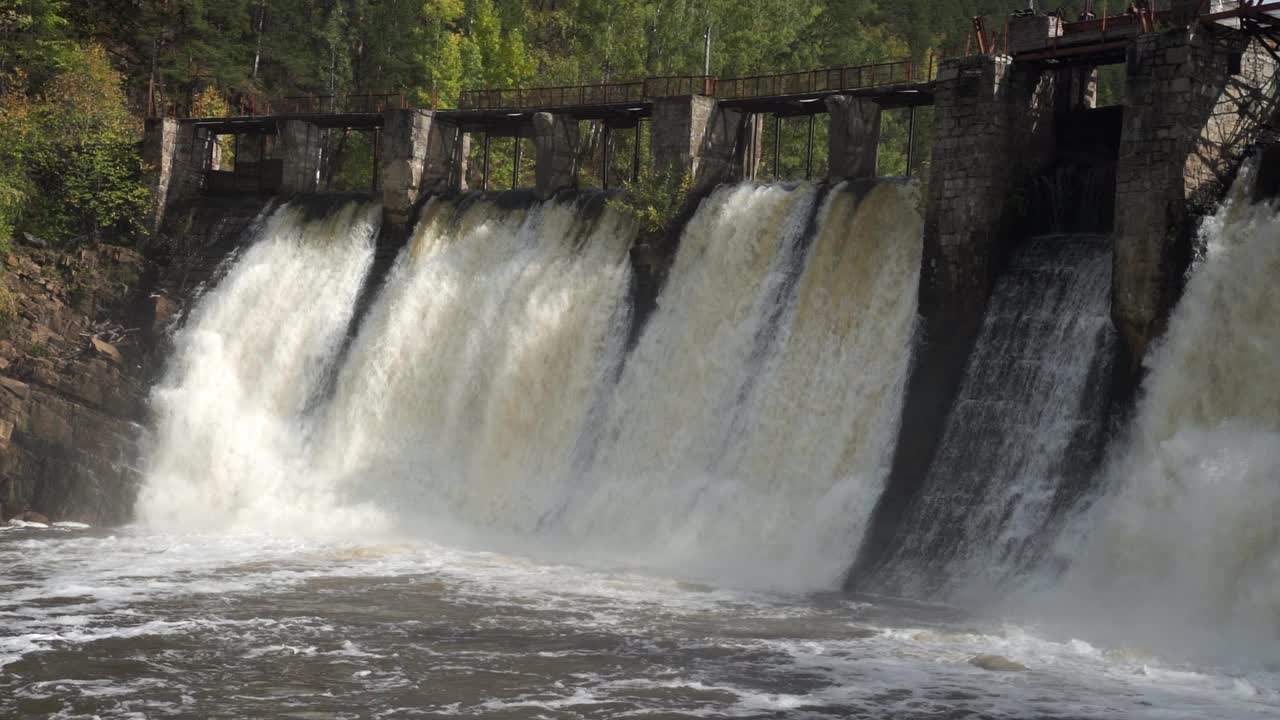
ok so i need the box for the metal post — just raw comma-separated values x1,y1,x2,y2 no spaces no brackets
482,132,491,191
805,113,815,179
512,135,522,189
773,115,781,178
601,124,611,189
372,128,381,193
632,121,642,183
906,106,917,177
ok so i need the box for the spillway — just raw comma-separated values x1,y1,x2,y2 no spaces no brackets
871,234,1117,600
1041,183,1280,664
134,181,923,592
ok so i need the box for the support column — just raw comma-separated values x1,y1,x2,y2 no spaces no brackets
1112,30,1278,363
278,120,323,194
922,55,1056,317
380,109,434,226
825,95,882,180
533,112,580,200
651,95,752,195
142,118,178,231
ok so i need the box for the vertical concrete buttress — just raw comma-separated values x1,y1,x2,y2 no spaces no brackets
1112,30,1278,363
922,55,1056,318
380,109,468,225
651,95,755,195
279,120,323,194
825,96,882,180
533,112,580,200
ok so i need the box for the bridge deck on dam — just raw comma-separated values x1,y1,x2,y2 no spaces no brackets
179,56,939,136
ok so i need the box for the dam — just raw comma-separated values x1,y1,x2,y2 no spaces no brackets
3,1,1280,717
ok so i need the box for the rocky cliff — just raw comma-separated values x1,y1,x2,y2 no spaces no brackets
0,196,269,526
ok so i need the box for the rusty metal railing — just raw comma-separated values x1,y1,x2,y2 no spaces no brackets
715,58,930,100
460,81,645,111
459,76,718,111
280,94,405,114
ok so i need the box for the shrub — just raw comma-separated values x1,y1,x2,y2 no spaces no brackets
0,44,152,246
607,166,691,238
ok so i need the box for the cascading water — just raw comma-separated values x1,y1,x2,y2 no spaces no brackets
133,181,923,592
872,234,1117,600
564,182,921,589
1038,180,1280,665
317,195,638,540
137,201,379,532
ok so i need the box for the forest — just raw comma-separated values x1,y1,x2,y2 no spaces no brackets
0,0,1101,246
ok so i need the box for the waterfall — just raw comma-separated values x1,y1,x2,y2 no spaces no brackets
136,201,380,532
872,234,1117,600
135,181,923,592
564,182,921,589
1041,183,1280,664
316,196,637,540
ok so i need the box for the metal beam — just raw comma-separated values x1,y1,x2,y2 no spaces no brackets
632,121,642,183
805,113,815,179
906,106,916,177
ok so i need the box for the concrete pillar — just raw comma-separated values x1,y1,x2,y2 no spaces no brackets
921,55,1056,318
380,110,471,223
380,109,433,225
1112,31,1278,362
533,112,580,199
651,95,753,195
825,96,881,180
169,122,216,204
142,118,178,231
278,120,323,194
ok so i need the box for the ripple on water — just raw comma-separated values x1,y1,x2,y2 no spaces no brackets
1,529,1277,719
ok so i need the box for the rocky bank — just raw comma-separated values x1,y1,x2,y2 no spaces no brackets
0,196,269,526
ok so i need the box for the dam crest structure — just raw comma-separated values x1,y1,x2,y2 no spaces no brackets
141,0,1280,592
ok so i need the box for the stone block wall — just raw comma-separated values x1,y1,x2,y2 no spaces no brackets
922,55,1057,319
1112,29,1278,360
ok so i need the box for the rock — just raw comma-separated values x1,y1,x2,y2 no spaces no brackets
19,510,49,524
970,655,1028,672
90,336,123,365
0,376,30,401
148,294,177,335
20,232,48,249
0,418,13,450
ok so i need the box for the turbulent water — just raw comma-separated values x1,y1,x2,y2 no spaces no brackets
875,235,1117,600
1037,183,1280,668
136,182,920,592
2,178,1279,718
